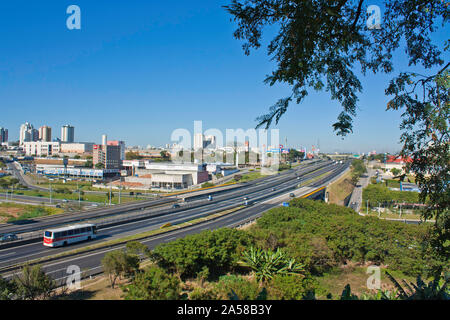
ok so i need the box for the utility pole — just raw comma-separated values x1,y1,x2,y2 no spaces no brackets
49,184,52,204
366,200,369,215
77,180,81,208
118,178,121,205
109,185,112,205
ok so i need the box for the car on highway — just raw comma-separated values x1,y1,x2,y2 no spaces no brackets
243,197,249,200
62,199,69,203
0,233,19,243
271,188,276,191
289,193,295,198
208,195,213,201
172,204,180,209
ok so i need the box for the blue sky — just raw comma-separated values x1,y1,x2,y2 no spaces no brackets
0,1,448,153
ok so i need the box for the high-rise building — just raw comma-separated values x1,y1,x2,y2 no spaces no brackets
39,126,52,142
61,125,75,143
19,122,38,145
107,140,126,160
102,134,107,146
0,127,8,143
93,144,121,169
194,133,203,150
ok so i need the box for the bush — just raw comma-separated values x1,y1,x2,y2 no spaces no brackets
248,199,444,277
123,266,181,300
201,182,215,188
267,275,316,300
214,275,263,300
363,184,420,204
189,287,220,300
150,228,252,279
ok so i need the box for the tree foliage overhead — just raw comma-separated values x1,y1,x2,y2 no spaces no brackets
225,0,449,234
224,0,447,134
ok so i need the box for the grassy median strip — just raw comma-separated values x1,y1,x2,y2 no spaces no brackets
1,206,245,272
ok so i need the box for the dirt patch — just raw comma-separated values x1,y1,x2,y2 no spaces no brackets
327,171,355,206
0,206,25,218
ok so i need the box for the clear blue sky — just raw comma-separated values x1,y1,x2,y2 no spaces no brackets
1,1,447,153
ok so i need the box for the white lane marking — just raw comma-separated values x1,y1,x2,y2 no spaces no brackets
0,251,16,258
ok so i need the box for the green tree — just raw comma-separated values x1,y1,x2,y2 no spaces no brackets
125,151,143,160
123,266,181,300
126,241,150,257
150,228,252,279
13,264,55,300
101,250,140,288
160,151,170,160
390,168,402,177
0,276,17,300
95,163,104,169
84,160,93,168
224,0,449,249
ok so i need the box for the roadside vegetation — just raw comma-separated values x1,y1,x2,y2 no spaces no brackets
361,179,425,219
327,169,355,206
6,199,441,300
350,159,367,185
0,203,63,223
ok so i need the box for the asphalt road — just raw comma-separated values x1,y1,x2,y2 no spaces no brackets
0,161,346,267
0,161,350,282
0,159,330,236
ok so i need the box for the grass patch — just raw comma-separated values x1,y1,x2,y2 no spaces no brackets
0,202,64,223
238,172,263,182
314,265,421,299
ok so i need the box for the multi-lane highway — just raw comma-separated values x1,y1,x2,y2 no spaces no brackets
0,159,325,237
0,160,350,283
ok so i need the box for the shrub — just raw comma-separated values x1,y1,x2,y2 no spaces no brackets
248,199,443,277
214,275,263,300
267,275,316,300
150,228,252,279
123,266,181,300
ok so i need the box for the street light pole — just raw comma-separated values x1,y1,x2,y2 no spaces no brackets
119,178,121,205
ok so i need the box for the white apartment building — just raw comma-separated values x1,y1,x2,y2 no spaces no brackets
23,141,60,156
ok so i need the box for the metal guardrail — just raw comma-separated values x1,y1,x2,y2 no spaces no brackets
1,162,348,285
1,161,343,248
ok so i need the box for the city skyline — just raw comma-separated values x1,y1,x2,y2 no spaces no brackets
1,1,442,153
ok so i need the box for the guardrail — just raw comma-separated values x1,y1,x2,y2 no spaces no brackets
1,163,347,283
0,161,343,249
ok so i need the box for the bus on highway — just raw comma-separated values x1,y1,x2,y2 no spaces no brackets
43,223,97,247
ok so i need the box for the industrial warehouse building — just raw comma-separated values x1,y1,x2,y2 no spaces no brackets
123,162,209,190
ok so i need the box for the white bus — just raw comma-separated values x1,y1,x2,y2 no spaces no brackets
43,223,97,247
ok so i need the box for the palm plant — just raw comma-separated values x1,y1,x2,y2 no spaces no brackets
385,272,449,300
241,247,305,283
